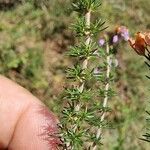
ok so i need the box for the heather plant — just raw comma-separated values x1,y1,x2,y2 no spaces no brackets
128,31,150,143
141,109,150,142
59,0,118,149
0,0,149,149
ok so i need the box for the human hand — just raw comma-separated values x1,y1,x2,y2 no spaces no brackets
0,75,59,150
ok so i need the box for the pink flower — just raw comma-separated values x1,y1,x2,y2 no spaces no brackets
116,26,129,41
112,35,119,43
98,38,105,46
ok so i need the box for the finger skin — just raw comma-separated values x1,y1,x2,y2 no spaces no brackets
0,75,59,150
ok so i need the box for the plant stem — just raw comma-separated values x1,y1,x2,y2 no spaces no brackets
67,10,92,150
93,43,111,150
76,10,91,129
75,10,91,123
79,10,91,92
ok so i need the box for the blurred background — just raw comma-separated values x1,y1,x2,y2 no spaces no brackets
0,0,149,149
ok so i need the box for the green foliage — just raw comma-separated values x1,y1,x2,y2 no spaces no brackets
59,1,115,149
141,110,150,142
68,41,98,58
72,0,101,13
0,0,150,149
141,49,150,143
72,17,106,37
145,51,150,79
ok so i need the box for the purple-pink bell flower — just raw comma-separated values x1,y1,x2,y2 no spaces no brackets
98,38,105,46
121,32,129,41
116,26,130,41
112,35,119,43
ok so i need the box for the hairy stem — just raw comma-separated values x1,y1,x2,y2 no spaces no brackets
93,43,111,150
79,10,91,92
67,10,91,150
76,10,91,122
77,11,91,127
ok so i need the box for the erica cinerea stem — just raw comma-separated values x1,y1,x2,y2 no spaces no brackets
60,1,108,149
72,9,92,149
93,43,111,150
100,43,111,132
79,10,91,93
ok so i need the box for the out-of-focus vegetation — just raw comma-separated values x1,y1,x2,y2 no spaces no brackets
0,0,149,149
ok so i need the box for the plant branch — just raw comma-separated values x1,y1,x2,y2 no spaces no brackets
71,10,92,149
93,43,111,150
79,10,91,92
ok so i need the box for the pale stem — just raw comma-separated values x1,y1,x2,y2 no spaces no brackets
79,10,91,92
78,10,91,108
92,43,111,150
68,10,91,149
